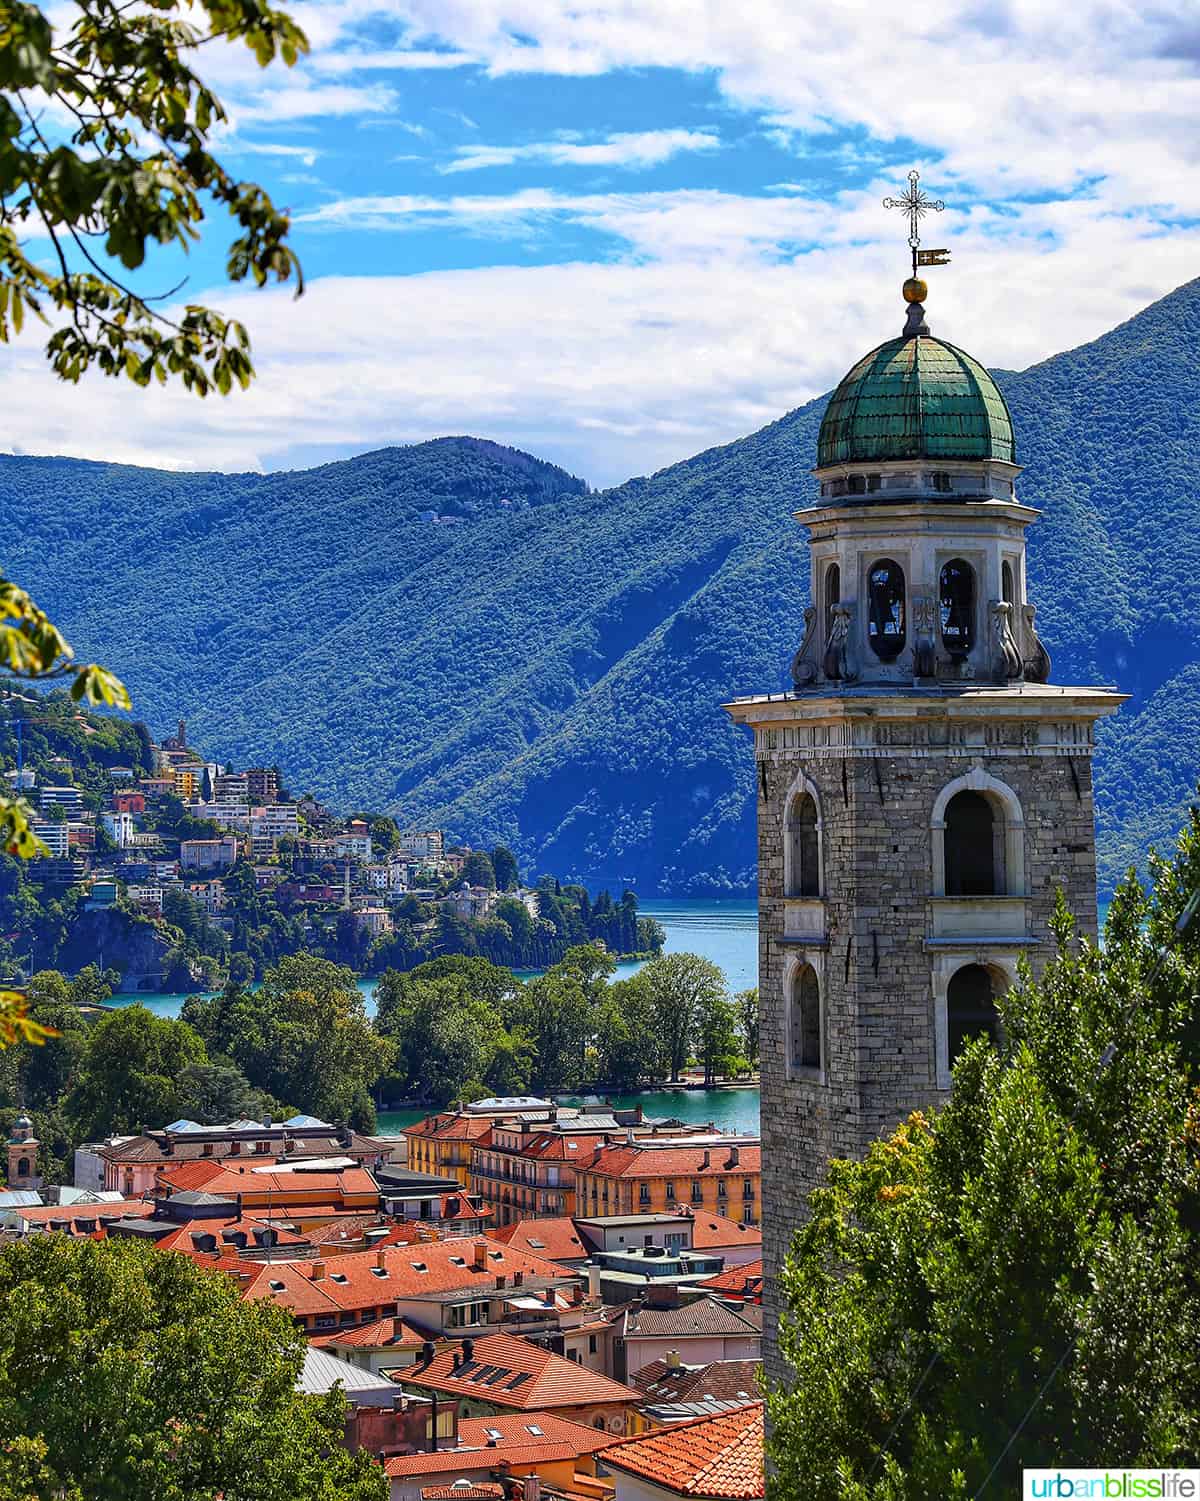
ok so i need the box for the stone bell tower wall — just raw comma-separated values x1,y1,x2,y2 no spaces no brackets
747,698,1110,1381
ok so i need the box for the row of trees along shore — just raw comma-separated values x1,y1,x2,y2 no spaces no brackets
0,944,760,1182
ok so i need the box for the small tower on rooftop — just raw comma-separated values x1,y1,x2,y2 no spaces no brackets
7,1113,41,1191
724,172,1127,1385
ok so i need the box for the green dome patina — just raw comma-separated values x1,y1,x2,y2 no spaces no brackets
817,333,1015,468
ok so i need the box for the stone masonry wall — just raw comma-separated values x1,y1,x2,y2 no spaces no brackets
757,731,1099,1385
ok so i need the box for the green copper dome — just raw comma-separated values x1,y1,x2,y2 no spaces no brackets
817,334,1015,468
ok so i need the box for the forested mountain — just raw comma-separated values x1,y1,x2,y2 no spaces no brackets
5,282,1200,894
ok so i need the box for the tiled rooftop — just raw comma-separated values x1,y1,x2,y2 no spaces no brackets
601,1402,764,1498
393,1330,640,1412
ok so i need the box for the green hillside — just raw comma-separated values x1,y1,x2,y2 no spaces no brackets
5,281,1200,894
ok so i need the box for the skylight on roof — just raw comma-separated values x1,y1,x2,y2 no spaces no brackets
450,1255,466,1266
331,1273,348,1283
528,1239,545,1249
410,1262,428,1273
486,1428,503,1440
269,1280,285,1291
508,1372,531,1388
488,1251,503,1260
525,1423,543,1436
484,1368,511,1386
370,1267,388,1278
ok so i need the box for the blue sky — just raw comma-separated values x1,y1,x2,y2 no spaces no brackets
9,1,1200,483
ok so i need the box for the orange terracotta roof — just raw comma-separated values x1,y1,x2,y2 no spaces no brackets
309,1315,434,1349
9,1202,154,1226
696,1260,763,1300
394,1331,640,1412
407,1113,496,1143
686,1214,762,1252
152,1215,309,1255
489,1217,587,1261
633,1359,761,1405
602,1402,764,1498
385,1413,618,1478
156,1162,380,1202
304,1215,427,1248
581,1145,760,1179
239,1238,574,1318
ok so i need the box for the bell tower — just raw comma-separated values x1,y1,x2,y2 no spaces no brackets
725,193,1125,1382
7,1114,41,1191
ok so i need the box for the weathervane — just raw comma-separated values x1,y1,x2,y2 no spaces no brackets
883,169,950,279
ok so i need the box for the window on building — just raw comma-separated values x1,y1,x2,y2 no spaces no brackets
742,1178,753,1200
947,964,999,1065
824,563,841,645
665,1181,675,1201
944,790,999,896
867,559,906,660
848,474,866,495
594,1417,607,1430
690,1180,703,1203
939,558,976,658
791,964,822,1072
931,471,952,492
717,1180,727,1198
639,1185,650,1205
202,1142,213,1157
1002,559,1016,608
589,1334,598,1354
786,790,820,899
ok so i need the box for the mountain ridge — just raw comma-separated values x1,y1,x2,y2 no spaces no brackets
6,281,1200,893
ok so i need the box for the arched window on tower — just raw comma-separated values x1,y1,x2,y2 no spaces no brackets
785,791,820,898
939,558,976,658
1002,559,1016,609
16,1157,29,1178
790,964,822,1073
824,563,841,646
944,789,1000,895
867,559,906,660
947,964,999,1066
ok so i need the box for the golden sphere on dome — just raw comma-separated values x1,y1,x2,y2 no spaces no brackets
902,277,928,304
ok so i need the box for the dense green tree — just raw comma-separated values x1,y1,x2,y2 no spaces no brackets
642,952,727,1080
175,1059,284,1125
735,987,760,1070
182,957,392,1129
0,1235,385,1500
461,850,496,890
11,969,92,1108
594,972,662,1089
697,992,740,1087
768,822,1200,1495
64,1004,206,1139
492,844,520,891
515,962,592,1093
374,971,517,1107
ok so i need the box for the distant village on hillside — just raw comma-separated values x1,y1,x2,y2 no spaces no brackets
0,697,663,990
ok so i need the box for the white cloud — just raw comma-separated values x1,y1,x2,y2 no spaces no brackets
3,198,1198,487
440,127,721,174
227,141,323,168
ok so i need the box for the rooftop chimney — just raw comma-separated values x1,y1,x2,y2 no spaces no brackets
376,1248,388,1270
729,1146,740,1166
473,1240,487,1269
311,1259,326,1281
666,1350,681,1369
624,1128,634,1145
462,1337,475,1363
542,1285,555,1307
701,1150,710,1169
514,1270,524,1287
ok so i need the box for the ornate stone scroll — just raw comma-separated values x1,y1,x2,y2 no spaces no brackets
790,607,820,689
1021,603,1052,683
990,600,1022,682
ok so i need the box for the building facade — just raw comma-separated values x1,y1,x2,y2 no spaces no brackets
725,279,1125,1381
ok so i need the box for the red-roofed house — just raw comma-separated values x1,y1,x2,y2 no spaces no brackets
155,1159,380,1225
575,1143,760,1226
237,1237,580,1338
385,1412,618,1501
695,1261,763,1303
391,1331,645,1435
490,1217,589,1266
601,1403,764,1501
406,1115,497,1188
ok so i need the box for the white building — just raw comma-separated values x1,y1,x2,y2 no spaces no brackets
396,829,444,861
32,822,70,858
101,810,135,849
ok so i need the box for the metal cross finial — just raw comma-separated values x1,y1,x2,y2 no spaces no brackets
883,169,945,277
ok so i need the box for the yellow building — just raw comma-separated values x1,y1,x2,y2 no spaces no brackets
404,1112,496,1188
574,1141,762,1225
173,766,199,800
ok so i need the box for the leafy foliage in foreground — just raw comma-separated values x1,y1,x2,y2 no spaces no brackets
8,284,1200,891
768,817,1200,1495
0,1235,386,1501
